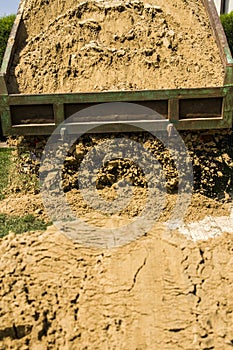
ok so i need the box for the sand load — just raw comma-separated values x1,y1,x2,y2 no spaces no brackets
8,0,224,93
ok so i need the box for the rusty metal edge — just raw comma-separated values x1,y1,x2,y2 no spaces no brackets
7,86,227,104
3,86,228,136
0,0,26,76
202,0,233,86
8,117,230,136
202,0,233,65
0,74,7,95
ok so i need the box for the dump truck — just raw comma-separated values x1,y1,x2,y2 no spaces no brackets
0,0,233,136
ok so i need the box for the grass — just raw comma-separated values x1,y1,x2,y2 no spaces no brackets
0,148,13,199
220,11,233,56
0,15,16,66
0,213,49,238
0,147,50,237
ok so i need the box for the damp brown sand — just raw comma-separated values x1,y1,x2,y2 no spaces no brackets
8,0,224,94
0,224,233,349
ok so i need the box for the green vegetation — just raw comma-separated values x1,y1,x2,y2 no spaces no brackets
0,148,13,199
0,15,16,66
0,213,49,238
0,147,50,238
220,11,233,55
8,149,40,194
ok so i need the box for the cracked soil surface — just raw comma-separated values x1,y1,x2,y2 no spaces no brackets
0,224,233,349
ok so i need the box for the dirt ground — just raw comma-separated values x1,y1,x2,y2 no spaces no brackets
8,0,224,93
1,0,233,348
1,128,233,349
0,177,233,349
0,189,231,224
0,217,233,349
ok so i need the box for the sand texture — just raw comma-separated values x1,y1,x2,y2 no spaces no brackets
1,1,232,348
8,0,224,93
1,130,233,348
0,226,233,350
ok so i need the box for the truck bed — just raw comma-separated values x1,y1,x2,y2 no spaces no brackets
0,0,233,135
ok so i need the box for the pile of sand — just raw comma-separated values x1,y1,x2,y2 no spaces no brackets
10,129,233,199
1,1,232,348
8,0,224,93
0,226,233,349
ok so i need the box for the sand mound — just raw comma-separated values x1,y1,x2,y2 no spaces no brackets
8,0,224,93
0,226,233,349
